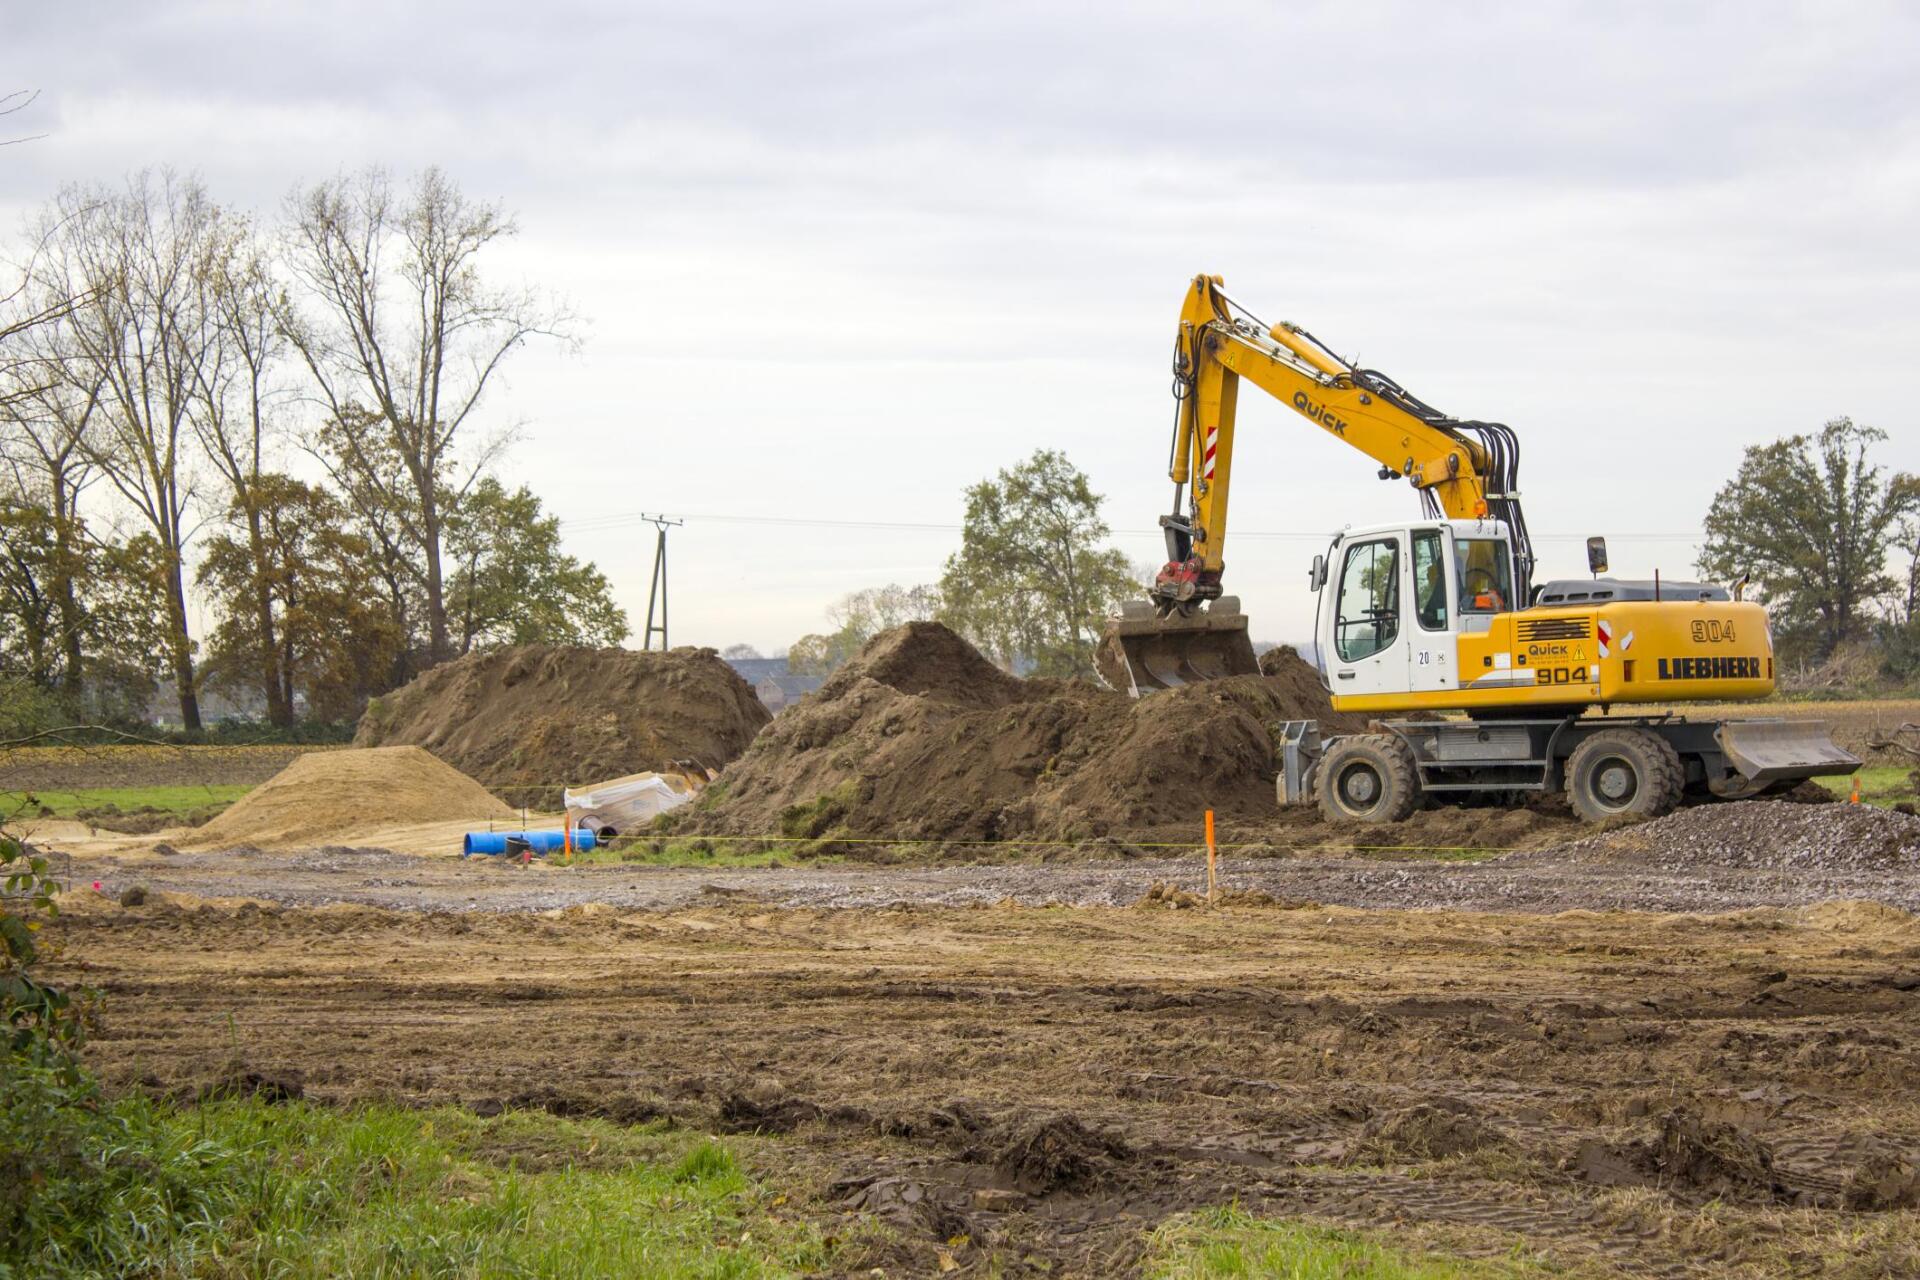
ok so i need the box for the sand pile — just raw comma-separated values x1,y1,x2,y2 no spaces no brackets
678,622,1366,845
1532,800,1920,871
355,645,771,806
180,747,514,851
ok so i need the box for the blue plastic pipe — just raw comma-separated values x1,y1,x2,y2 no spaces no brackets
462,829,597,857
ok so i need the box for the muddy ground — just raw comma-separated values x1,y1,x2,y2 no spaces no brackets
46,877,1920,1278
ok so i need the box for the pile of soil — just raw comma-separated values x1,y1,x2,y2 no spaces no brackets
180,747,514,852
355,645,770,806
1531,800,1920,871
679,622,1365,845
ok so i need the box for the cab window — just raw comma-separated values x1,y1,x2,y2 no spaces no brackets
1412,529,1448,631
1335,537,1401,662
1454,538,1513,614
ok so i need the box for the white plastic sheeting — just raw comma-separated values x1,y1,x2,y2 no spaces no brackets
563,770,697,835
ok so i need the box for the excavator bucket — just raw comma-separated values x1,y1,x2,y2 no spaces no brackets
1097,596,1261,697
1715,719,1862,787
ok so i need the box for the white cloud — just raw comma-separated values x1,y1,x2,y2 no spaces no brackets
5,0,1917,650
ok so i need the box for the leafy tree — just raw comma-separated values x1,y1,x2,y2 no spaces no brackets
0,498,166,725
196,475,404,722
1699,418,1919,665
788,583,941,676
721,643,762,660
938,450,1139,677
442,477,629,653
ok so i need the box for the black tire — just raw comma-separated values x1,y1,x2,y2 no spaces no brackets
1317,734,1422,824
1564,728,1683,822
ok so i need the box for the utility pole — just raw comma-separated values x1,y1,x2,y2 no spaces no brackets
642,514,683,650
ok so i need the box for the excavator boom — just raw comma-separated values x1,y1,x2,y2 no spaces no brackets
1104,274,1531,694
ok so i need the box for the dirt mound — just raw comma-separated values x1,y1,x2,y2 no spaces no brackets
988,1113,1132,1194
355,645,770,806
1353,1101,1510,1163
1652,1109,1787,1201
180,747,513,852
1529,800,1920,871
679,622,1364,846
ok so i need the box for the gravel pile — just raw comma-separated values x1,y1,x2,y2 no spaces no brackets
1536,801,1920,872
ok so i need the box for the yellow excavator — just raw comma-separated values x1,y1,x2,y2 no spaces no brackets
1102,274,1859,823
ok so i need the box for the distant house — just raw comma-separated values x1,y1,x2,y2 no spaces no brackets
146,680,307,727
724,657,827,714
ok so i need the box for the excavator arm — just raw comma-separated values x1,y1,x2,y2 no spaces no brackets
1101,274,1535,694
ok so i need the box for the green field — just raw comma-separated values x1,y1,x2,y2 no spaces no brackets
0,783,252,821
1812,765,1917,807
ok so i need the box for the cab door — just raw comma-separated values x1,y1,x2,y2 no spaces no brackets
1325,533,1408,698
1405,526,1457,694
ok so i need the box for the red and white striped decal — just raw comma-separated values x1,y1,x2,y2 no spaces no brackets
1597,620,1612,658
1203,426,1219,479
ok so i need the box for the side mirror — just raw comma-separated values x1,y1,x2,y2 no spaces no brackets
1309,554,1328,591
1585,536,1609,576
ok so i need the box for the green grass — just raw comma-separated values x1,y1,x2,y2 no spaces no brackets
1146,1208,1552,1279
4,1083,839,1280
0,783,252,821
1812,766,1916,807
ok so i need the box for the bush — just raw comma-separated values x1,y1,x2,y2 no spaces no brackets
0,1066,241,1278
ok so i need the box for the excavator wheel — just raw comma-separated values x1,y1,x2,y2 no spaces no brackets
1317,734,1422,824
1564,728,1684,823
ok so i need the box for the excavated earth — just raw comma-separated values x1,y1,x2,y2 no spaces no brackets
51,890,1920,1278
30,626,1920,1275
355,644,770,806
677,623,1370,847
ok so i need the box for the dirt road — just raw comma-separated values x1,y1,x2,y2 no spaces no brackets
51,892,1920,1277
55,838,1920,916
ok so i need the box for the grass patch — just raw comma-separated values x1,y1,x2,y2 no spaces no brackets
3,1081,838,1279
1813,766,1916,807
566,837,821,868
1146,1207,1552,1279
0,784,252,821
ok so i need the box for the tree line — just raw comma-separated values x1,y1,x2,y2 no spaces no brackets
0,168,627,735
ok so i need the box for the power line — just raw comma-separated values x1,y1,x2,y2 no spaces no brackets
558,507,1701,543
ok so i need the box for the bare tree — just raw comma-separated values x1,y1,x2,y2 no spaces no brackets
280,167,572,665
34,171,231,729
188,215,296,723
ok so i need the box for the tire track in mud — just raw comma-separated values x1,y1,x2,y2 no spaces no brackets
49,897,1920,1277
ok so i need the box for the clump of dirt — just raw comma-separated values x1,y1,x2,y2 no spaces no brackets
1353,1101,1510,1163
1651,1108,1787,1201
1529,801,1920,872
179,746,514,852
1134,881,1208,909
1845,1153,1920,1210
1131,881,1315,910
988,1113,1132,1194
356,645,770,806
679,622,1365,847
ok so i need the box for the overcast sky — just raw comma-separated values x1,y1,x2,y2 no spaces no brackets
7,1,1918,651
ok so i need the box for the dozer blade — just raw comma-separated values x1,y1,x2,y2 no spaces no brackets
1097,596,1260,697
1715,718,1862,786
